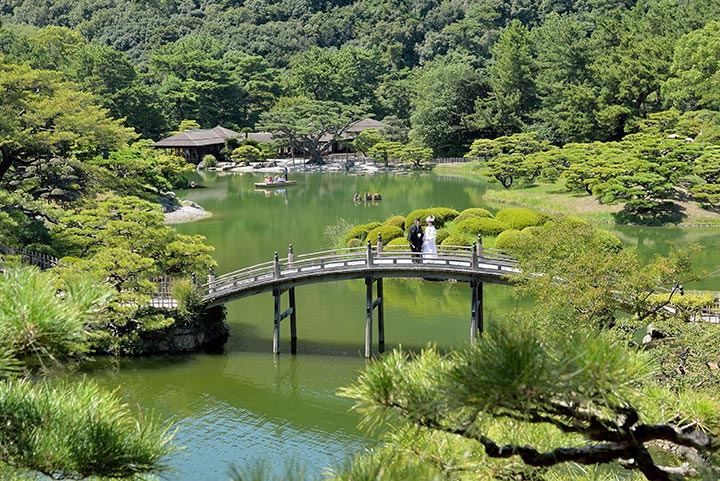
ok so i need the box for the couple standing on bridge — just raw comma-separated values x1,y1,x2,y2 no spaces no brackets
407,216,437,262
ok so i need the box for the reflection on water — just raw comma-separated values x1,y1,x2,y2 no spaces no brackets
78,171,719,481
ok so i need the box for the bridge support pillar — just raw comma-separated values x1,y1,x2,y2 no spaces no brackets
273,286,297,355
365,276,384,358
470,279,483,344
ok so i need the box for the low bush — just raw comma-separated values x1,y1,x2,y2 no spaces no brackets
366,225,404,244
494,229,524,252
346,238,362,248
456,208,493,223
436,229,450,245
383,215,405,230
456,217,509,236
343,222,382,244
594,229,623,252
441,235,472,248
405,208,459,230
202,154,217,169
495,207,545,230
386,237,409,250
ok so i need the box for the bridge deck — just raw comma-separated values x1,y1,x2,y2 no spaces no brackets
201,245,518,307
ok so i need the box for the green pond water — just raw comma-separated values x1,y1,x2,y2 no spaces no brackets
81,171,720,481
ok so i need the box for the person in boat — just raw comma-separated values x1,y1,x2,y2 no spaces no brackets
372,193,382,200
282,165,288,181
265,175,273,184
274,175,282,183
353,193,361,202
365,192,372,201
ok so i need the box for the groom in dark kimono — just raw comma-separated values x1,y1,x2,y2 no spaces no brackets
407,216,424,263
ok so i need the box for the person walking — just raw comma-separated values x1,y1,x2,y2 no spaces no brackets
407,216,423,263
422,215,437,258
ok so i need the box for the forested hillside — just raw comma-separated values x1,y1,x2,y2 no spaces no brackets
2,0,720,156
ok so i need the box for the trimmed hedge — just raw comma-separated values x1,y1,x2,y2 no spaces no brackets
495,208,545,230
594,229,623,252
346,238,362,248
436,229,450,245
343,222,382,244
383,215,406,230
494,229,524,252
366,225,404,244
404,208,459,230
456,217,509,236
386,237,409,250
456,208,493,223
441,235,472,248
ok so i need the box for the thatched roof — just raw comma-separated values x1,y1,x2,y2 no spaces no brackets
346,118,384,133
152,126,274,148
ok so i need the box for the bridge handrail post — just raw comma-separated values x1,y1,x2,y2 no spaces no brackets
208,266,215,294
476,234,483,258
273,251,280,279
288,244,294,268
472,242,478,269
366,241,373,266
376,232,383,257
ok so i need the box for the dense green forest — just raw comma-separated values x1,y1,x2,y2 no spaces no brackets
2,0,720,154
2,1,720,479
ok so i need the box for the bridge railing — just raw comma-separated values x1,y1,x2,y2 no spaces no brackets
198,244,519,300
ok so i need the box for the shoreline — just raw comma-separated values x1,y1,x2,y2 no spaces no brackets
435,163,720,229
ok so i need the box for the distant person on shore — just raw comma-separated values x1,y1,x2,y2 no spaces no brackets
407,216,424,263
422,215,437,258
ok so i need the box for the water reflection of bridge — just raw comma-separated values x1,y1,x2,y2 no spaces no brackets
199,243,519,357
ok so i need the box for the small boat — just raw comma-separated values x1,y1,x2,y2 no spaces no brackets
254,180,297,189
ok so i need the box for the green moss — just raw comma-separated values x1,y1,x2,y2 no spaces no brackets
346,238,362,248
366,225,404,244
495,207,545,230
383,215,406,230
456,217,509,236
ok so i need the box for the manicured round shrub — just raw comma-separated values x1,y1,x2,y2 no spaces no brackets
386,237,409,250
366,225,404,244
594,229,623,252
456,208,493,222
456,217,509,236
441,235,472,248
202,154,217,168
404,208,459,230
436,229,450,245
495,208,545,230
343,222,382,244
346,238,362,248
383,215,405,230
494,229,524,252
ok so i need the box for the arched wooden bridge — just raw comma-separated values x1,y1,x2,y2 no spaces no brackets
197,241,519,357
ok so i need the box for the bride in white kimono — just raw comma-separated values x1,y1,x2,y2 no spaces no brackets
422,215,437,258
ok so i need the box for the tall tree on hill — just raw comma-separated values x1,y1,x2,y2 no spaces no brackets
409,56,486,156
258,99,365,164
0,60,137,184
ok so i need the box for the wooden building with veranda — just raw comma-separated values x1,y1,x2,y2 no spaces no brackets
152,126,273,163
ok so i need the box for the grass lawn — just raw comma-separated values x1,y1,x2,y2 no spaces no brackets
435,163,720,227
